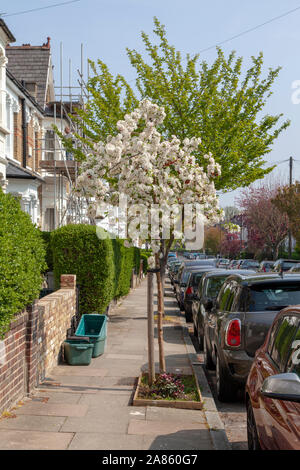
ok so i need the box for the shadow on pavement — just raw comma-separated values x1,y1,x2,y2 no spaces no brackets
146,429,214,450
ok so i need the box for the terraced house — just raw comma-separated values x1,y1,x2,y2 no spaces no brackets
0,19,85,230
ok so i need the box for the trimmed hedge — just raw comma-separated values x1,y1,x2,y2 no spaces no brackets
0,190,47,335
51,225,143,315
40,230,53,271
51,225,115,314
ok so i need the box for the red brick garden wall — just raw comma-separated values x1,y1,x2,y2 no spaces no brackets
0,275,76,414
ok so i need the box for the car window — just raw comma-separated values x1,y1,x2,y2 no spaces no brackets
285,325,300,378
217,281,237,311
247,283,300,312
226,282,238,311
270,316,299,371
267,318,284,356
206,276,228,300
218,282,232,310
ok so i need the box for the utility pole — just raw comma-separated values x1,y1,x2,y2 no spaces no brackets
288,156,293,257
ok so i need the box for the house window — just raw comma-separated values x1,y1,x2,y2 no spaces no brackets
45,130,55,160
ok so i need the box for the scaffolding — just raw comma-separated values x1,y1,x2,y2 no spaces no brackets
38,42,92,230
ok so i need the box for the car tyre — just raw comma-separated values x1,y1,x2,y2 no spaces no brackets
216,354,238,402
203,336,215,370
185,308,192,323
247,400,261,451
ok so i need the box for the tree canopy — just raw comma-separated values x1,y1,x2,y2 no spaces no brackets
66,17,290,193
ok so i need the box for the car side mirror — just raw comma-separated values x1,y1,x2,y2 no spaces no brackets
261,373,300,403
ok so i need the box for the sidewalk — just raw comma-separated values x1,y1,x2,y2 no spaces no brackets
0,277,230,450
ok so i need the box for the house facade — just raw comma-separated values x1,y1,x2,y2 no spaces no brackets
0,19,83,230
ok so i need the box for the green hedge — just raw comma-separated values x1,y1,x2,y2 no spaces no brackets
51,225,142,315
40,231,53,271
0,190,47,335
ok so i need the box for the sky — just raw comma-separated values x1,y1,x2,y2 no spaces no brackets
3,0,300,208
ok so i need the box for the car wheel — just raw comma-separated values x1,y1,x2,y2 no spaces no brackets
185,309,192,322
203,336,215,370
247,400,261,450
216,354,237,402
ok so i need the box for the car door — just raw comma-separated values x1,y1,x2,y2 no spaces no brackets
257,316,300,449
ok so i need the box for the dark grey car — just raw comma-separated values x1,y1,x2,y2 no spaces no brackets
182,267,216,322
203,273,300,402
192,269,256,350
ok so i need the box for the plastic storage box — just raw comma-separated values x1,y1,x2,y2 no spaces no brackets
75,314,107,358
64,338,94,365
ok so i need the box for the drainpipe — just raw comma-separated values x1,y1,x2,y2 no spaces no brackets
20,85,27,168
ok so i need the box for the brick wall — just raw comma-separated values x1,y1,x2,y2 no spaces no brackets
0,274,76,414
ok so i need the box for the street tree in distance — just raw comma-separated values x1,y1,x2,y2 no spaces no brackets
237,181,289,260
64,17,290,193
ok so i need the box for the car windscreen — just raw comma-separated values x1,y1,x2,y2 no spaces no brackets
205,276,228,299
247,283,300,312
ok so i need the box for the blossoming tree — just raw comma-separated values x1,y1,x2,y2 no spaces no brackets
75,99,222,373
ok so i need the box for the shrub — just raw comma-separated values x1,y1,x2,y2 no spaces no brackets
40,231,53,271
0,191,46,335
51,225,141,314
51,225,115,314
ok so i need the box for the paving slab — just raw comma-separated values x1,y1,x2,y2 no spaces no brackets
68,432,146,450
128,419,209,436
0,415,66,432
145,406,207,424
30,392,82,404
50,366,108,377
15,403,88,418
0,430,74,450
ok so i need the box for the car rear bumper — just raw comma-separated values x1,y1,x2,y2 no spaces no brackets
222,349,254,385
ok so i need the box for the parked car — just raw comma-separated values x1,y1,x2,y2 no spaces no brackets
182,267,217,322
174,260,218,308
272,259,300,273
237,259,260,271
258,260,275,272
203,273,300,402
246,307,300,450
228,260,239,269
216,258,230,269
288,262,300,273
168,262,181,284
192,269,256,350
174,264,214,310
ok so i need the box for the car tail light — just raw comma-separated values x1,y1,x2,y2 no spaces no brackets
226,319,241,347
186,286,193,295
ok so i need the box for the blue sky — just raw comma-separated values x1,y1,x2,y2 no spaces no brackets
3,0,300,207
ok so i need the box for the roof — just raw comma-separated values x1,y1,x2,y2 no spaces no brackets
6,69,44,114
0,19,16,43
6,38,52,108
6,161,45,182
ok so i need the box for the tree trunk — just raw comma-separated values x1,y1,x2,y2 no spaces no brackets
155,253,166,373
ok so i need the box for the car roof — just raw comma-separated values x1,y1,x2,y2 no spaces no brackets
223,272,300,285
202,269,257,279
275,259,299,263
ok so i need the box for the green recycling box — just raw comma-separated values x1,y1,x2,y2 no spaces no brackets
64,339,94,365
75,314,107,358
